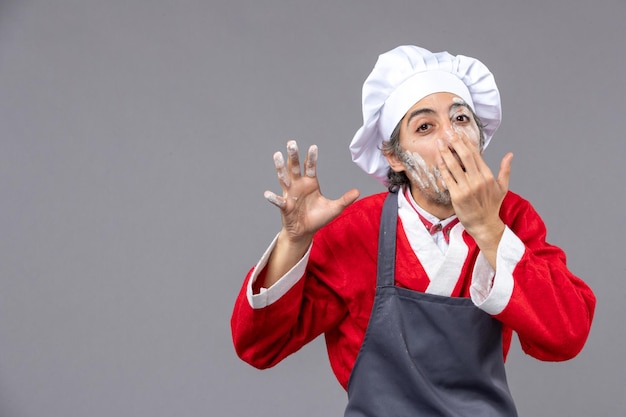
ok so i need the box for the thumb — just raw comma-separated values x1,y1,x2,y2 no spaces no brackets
497,153,514,191
339,188,360,209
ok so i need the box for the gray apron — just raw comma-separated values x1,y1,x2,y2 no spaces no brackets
344,191,518,417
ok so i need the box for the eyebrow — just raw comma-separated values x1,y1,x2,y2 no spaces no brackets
450,102,472,113
405,108,435,127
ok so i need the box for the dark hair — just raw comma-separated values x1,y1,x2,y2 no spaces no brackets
381,109,486,191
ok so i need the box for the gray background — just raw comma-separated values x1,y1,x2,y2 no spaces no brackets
0,1,624,416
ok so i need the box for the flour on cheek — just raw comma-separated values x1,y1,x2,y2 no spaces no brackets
400,151,445,193
454,123,480,145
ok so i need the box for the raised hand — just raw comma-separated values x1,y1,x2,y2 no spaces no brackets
261,140,359,287
437,133,513,268
264,140,360,242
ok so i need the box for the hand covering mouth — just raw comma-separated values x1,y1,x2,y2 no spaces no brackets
451,150,466,172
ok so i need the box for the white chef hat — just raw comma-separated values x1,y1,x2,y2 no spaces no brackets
349,45,501,185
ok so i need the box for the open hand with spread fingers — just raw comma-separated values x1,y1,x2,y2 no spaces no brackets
261,141,360,286
264,140,360,243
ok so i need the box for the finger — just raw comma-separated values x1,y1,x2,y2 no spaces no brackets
438,139,465,184
448,134,479,175
437,155,457,193
497,152,514,191
264,190,286,208
452,134,498,189
459,133,491,174
273,151,290,188
337,188,360,208
304,145,318,177
286,140,301,178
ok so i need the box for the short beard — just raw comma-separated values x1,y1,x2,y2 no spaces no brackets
399,150,452,206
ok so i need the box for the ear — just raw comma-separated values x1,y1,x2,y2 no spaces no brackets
384,151,405,173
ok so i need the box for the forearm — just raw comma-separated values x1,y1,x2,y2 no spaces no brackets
466,218,506,270
472,223,595,360
262,230,312,289
232,270,308,369
498,253,596,360
232,240,348,369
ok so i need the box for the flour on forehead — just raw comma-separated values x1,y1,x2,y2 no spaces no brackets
452,97,466,105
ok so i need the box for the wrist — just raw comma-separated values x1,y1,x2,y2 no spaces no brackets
277,229,313,256
467,219,505,251
264,231,312,289
466,219,505,270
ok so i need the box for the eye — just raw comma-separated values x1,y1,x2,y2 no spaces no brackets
455,114,470,122
416,123,431,132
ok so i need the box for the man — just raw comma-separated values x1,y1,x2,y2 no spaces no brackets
231,45,596,416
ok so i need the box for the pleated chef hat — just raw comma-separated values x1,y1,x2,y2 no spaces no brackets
349,45,502,185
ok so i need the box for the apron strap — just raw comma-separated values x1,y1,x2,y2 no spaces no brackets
377,190,398,287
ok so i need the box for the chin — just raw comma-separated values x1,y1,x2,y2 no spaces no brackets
428,189,452,206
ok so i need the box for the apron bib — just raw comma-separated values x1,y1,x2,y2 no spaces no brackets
344,191,518,417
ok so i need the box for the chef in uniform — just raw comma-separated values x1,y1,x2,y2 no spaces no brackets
231,45,596,416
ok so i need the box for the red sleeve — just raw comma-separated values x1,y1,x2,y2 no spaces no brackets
496,192,596,361
230,194,384,371
230,249,348,370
